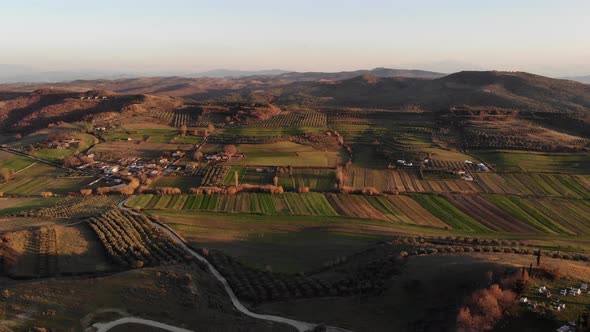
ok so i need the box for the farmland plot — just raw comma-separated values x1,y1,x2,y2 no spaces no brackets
483,195,581,235
445,194,542,234
0,165,95,196
367,169,483,194
410,194,491,232
475,173,590,198
279,168,337,192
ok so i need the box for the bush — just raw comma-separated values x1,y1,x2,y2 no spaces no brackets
40,191,54,197
80,189,93,196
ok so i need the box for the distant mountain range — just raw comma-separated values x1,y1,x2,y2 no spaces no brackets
0,65,443,83
563,75,590,84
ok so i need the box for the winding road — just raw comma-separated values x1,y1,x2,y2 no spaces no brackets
99,198,352,332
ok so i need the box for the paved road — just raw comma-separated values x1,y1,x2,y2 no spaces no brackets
107,198,353,332
94,317,193,332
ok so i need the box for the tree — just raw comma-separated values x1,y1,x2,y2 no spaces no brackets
193,151,203,161
273,176,279,187
180,124,187,136
206,123,215,135
63,156,82,167
0,168,12,181
234,170,239,187
224,145,238,157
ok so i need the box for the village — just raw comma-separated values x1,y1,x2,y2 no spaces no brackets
518,282,590,332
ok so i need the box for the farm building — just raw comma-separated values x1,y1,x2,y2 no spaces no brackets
103,166,119,174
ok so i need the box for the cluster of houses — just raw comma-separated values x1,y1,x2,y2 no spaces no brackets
559,283,588,297
556,322,581,332
77,154,187,179
80,96,108,100
519,283,589,330
45,138,81,150
204,152,245,162
395,159,414,167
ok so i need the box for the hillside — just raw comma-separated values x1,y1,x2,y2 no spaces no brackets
1,71,589,135
271,71,590,113
0,89,183,133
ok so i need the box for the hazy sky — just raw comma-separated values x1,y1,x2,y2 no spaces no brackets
2,0,589,76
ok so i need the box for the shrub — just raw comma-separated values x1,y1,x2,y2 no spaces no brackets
40,192,54,197
80,189,93,196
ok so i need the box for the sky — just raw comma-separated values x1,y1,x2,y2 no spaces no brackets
1,0,589,77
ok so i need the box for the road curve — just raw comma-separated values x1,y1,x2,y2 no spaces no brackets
93,317,193,332
114,198,346,332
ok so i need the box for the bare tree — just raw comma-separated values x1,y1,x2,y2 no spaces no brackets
0,168,12,181
224,145,238,157
193,151,203,161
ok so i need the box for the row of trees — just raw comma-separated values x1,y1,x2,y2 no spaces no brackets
88,210,191,268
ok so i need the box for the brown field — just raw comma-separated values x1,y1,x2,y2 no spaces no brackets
386,195,449,228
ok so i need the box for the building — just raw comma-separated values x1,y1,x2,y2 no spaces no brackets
103,166,119,174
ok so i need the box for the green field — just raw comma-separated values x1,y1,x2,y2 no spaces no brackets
150,210,402,272
475,172,590,198
278,168,336,191
474,150,590,173
410,194,491,232
32,148,76,162
225,142,340,167
152,176,200,191
0,197,61,216
0,151,35,172
0,163,94,196
222,127,325,137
